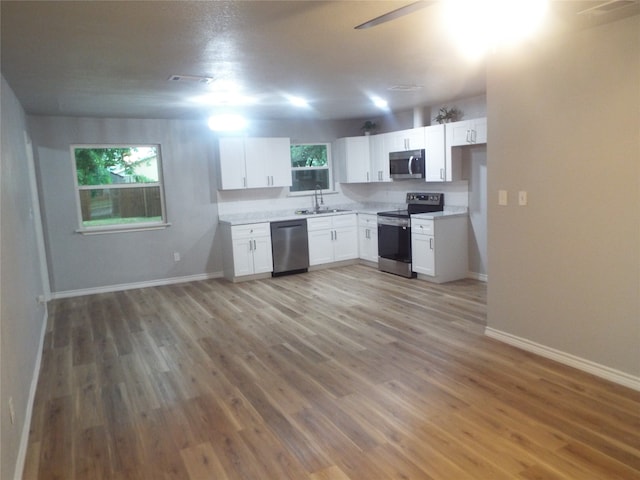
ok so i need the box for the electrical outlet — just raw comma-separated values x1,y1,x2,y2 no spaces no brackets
173,251,181,262
8,397,15,425
518,191,528,206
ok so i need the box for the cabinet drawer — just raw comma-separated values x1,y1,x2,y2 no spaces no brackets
358,214,377,227
331,213,357,228
231,222,271,239
412,219,434,236
307,216,333,231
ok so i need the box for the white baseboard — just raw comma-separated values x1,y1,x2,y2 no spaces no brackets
485,327,640,392
14,309,48,480
467,271,488,282
51,271,224,300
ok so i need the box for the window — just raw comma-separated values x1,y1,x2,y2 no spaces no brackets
290,143,333,193
72,145,166,231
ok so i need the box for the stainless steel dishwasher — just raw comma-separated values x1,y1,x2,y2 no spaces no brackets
270,219,309,276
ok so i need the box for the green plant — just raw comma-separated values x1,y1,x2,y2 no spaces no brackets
361,120,377,133
434,107,462,124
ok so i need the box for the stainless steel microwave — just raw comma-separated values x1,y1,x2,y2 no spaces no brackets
389,149,425,180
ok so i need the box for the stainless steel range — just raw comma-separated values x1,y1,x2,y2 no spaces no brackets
377,192,444,278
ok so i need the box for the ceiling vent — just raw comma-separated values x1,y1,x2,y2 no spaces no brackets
577,0,637,16
167,74,214,84
387,84,424,92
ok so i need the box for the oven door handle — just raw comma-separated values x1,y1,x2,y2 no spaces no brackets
407,155,414,175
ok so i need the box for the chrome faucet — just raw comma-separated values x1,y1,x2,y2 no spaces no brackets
313,184,324,212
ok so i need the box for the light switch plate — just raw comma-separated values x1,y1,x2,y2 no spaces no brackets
498,190,508,206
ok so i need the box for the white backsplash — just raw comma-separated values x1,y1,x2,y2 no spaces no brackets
217,179,469,216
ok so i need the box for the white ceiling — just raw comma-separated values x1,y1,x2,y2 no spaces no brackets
2,1,638,121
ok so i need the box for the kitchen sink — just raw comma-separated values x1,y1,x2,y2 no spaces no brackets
295,208,352,215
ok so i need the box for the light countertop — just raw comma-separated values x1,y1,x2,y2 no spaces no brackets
219,204,467,226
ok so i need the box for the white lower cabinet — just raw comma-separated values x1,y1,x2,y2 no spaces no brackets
222,222,273,280
411,215,468,283
307,214,358,266
358,214,378,263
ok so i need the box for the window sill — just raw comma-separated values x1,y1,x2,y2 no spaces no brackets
75,222,172,235
287,190,338,198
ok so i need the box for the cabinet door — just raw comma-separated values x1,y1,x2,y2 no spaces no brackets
359,226,378,262
219,138,247,190
403,127,426,150
308,229,333,266
424,124,445,182
265,137,293,187
244,138,272,188
411,234,435,276
472,117,487,144
447,120,473,147
231,237,254,276
370,134,391,182
335,137,371,183
333,225,358,262
252,235,274,274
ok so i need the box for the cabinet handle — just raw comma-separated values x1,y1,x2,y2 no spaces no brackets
366,171,369,182
440,168,444,180
249,240,253,251
243,177,247,188
472,129,477,143
334,230,338,241
429,238,434,250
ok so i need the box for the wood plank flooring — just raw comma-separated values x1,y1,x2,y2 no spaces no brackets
24,265,640,479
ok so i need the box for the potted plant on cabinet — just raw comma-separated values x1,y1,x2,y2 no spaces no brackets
434,106,462,124
361,120,377,135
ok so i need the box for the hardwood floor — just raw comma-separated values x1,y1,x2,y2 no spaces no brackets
24,265,640,479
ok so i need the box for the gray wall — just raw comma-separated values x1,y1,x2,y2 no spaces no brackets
486,16,640,377
1,75,48,480
29,116,222,294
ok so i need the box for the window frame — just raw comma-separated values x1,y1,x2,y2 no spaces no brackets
70,144,169,234
288,142,334,196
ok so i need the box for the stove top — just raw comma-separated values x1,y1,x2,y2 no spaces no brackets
377,192,444,218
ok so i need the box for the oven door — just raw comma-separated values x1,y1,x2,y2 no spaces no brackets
377,216,411,262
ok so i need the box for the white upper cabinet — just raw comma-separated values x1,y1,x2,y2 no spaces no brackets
424,124,446,182
446,117,487,147
385,127,426,152
334,136,371,183
369,134,391,183
219,137,292,190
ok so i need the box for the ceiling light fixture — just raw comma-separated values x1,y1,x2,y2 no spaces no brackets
207,114,248,132
287,96,309,108
372,96,389,109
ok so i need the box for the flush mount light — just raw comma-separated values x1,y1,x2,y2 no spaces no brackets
371,96,389,109
287,95,309,108
208,114,248,132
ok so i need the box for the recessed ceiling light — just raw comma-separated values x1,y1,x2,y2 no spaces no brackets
372,96,389,109
288,96,309,108
208,114,248,131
